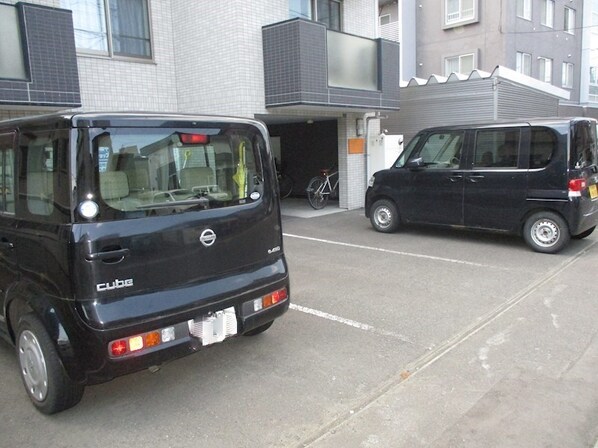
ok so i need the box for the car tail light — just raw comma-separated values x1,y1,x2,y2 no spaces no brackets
253,287,288,312
109,326,176,358
569,178,587,197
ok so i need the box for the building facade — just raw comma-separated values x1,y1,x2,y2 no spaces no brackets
381,0,596,115
0,0,401,209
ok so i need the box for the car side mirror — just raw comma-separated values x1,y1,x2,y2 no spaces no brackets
405,157,424,169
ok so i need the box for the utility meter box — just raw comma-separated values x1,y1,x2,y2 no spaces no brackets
368,134,403,179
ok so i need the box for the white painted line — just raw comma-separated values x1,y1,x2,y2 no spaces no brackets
283,233,498,268
289,303,414,344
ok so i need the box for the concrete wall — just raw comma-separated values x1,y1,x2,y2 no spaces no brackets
416,0,582,102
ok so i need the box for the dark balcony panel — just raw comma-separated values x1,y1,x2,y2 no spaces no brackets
263,18,400,111
0,3,81,108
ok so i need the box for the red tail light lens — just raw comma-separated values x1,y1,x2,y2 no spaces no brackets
179,133,209,145
110,340,127,357
569,178,587,192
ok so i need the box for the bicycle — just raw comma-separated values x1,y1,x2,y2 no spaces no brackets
275,158,293,199
306,168,338,209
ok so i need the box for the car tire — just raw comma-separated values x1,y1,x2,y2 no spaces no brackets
523,212,570,254
16,313,84,414
370,199,400,233
243,321,274,336
571,226,595,240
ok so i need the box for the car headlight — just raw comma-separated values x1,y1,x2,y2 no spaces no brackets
368,175,376,188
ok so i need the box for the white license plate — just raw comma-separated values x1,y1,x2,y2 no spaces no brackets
188,307,238,346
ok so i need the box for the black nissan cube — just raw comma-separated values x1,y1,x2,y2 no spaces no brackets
0,112,289,413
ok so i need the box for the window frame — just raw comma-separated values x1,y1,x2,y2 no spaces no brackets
564,6,575,35
289,0,342,31
444,52,476,76
517,0,532,21
562,62,574,89
443,0,478,28
62,0,153,60
379,14,391,26
516,51,532,76
538,57,553,83
541,0,554,28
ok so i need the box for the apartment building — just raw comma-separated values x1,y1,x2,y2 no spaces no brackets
0,0,400,209
381,0,596,116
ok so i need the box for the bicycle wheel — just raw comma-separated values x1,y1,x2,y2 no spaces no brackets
278,174,293,199
306,176,328,210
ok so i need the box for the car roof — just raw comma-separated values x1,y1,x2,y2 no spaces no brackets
0,111,267,131
419,117,596,134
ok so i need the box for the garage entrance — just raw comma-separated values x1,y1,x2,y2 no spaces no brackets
267,120,338,198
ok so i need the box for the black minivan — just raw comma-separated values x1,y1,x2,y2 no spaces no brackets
365,118,598,253
0,112,289,413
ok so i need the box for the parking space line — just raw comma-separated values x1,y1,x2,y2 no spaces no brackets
289,303,415,344
284,233,499,268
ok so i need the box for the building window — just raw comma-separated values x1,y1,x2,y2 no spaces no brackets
445,53,475,75
61,0,152,59
445,0,475,25
538,57,553,83
379,14,391,26
516,52,532,76
290,0,342,31
562,63,574,88
517,0,532,20
541,0,554,28
564,7,575,34
0,4,28,80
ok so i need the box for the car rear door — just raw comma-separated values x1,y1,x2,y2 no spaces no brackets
463,126,529,231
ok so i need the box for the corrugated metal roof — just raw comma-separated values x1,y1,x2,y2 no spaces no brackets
401,65,570,101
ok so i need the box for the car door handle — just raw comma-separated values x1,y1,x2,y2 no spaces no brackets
467,175,485,183
0,240,14,250
448,174,463,182
86,248,130,262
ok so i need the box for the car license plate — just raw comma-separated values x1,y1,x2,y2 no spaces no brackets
188,307,238,346
590,184,598,199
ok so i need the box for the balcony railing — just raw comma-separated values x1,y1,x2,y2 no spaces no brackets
262,18,400,110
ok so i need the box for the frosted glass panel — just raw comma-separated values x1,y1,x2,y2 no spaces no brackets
0,5,27,80
327,30,378,91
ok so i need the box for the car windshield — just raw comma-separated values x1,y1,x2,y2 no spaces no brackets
92,126,264,217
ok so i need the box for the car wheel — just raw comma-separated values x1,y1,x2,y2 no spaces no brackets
16,313,84,414
243,321,274,336
370,199,400,233
523,212,570,254
571,226,595,240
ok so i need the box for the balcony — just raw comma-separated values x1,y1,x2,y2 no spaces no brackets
262,19,400,111
0,3,81,109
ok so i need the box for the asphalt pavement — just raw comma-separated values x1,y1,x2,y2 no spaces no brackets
0,199,597,447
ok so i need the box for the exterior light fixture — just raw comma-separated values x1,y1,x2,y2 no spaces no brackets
356,118,364,136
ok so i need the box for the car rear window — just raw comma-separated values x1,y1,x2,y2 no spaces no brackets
92,126,265,218
571,120,598,169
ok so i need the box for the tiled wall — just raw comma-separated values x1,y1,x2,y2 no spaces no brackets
0,3,80,108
